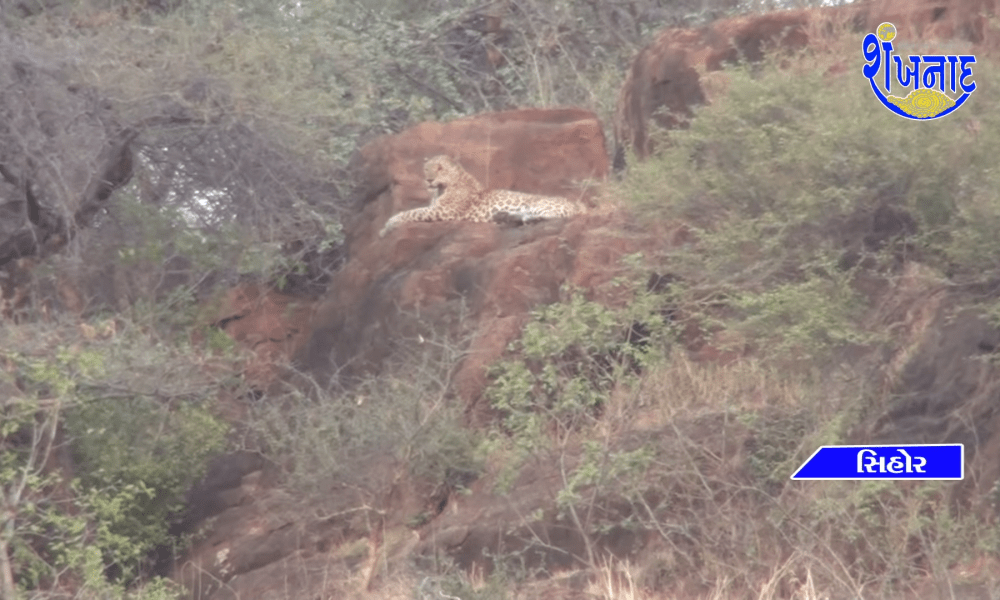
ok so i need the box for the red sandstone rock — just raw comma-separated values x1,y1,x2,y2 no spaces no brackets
204,282,315,391
297,108,666,415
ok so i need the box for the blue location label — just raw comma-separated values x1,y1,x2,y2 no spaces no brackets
791,444,964,480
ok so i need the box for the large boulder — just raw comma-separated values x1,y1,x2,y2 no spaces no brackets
298,108,664,414
613,8,814,164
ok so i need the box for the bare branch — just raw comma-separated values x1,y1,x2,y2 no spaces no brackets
0,129,137,269
24,177,40,227
0,163,19,187
74,128,137,229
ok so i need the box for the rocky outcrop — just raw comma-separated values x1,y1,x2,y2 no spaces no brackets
297,108,665,415
614,0,998,163
170,108,670,598
170,99,1000,599
613,8,815,164
206,283,316,391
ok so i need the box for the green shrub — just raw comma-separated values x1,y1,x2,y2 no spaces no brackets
622,47,1000,361
2,333,227,589
627,47,1000,276
488,279,670,451
65,394,227,580
248,321,483,501
485,273,670,527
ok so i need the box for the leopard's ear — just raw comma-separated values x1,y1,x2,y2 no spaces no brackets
424,155,445,171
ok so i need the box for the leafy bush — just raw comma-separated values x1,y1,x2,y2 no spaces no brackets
248,319,483,501
623,44,1000,361
485,274,671,554
489,278,670,453
65,394,227,579
628,44,1000,273
1,327,228,592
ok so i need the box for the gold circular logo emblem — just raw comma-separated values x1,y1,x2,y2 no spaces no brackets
876,22,897,42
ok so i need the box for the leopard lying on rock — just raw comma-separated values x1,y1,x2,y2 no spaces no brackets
379,155,587,237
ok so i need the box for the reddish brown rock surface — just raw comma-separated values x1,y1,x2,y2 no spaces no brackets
614,8,814,163
207,283,316,391
170,108,665,598
298,108,661,416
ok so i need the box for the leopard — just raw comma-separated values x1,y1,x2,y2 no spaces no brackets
379,155,586,237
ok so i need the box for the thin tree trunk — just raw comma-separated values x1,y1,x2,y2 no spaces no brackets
0,522,17,600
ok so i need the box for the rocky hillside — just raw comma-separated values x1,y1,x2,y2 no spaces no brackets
2,0,1000,599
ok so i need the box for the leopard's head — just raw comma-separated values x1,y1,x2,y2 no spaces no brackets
424,155,458,190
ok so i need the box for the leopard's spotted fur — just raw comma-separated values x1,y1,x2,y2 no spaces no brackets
379,155,586,237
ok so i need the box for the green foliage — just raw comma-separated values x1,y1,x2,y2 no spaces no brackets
65,394,226,578
555,439,653,520
628,50,1000,279
1,396,66,590
622,51,1000,362
729,261,875,361
248,325,483,499
202,324,238,355
489,280,669,449
0,399,187,599
2,451,182,598
485,274,670,544
1,331,227,590
69,543,185,600
114,196,228,273
741,409,811,491
103,194,234,332
118,0,645,170
112,188,337,318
